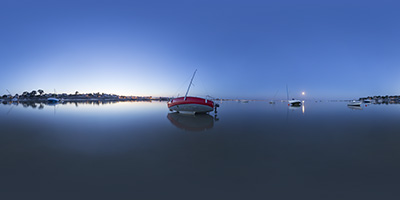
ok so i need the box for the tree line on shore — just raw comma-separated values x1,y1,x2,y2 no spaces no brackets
1,89,170,101
2,89,86,99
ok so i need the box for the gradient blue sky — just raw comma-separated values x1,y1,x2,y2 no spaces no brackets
1,0,399,99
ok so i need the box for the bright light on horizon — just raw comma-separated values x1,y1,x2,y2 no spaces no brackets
302,92,305,95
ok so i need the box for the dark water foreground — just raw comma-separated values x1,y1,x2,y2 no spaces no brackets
1,101,400,199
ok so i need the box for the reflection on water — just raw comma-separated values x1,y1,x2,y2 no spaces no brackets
1,100,123,108
288,104,301,111
3,101,60,115
167,112,215,131
347,105,363,110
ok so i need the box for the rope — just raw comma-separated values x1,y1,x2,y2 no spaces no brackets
172,76,191,97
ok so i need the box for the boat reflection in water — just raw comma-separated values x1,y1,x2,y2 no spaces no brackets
167,112,215,132
287,100,306,113
288,104,301,110
347,105,363,110
47,101,59,106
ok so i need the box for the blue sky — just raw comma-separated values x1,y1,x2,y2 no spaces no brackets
1,0,399,99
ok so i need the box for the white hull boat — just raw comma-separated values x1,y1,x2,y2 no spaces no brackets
286,85,302,106
288,99,302,106
347,100,361,106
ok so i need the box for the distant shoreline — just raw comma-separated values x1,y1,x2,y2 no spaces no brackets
2,90,400,104
1,90,171,103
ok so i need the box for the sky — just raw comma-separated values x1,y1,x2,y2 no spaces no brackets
1,0,399,100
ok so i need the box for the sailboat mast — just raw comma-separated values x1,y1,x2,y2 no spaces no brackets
286,84,289,100
184,69,197,100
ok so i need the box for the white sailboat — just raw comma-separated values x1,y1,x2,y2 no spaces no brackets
347,100,361,106
286,85,301,106
269,90,279,104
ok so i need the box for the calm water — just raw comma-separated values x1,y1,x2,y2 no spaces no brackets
1,101,400,199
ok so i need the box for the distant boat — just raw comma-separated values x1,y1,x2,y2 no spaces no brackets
286,85,302,106
168,70,218,114
363,99,372,104
47,97,60,103
269,90,278,104
347,100,361,106
288,99,302,106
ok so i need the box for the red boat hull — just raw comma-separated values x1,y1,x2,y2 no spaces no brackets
168,96,214,113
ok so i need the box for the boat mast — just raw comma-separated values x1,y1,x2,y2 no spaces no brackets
286,84,289,101
184,69,197,100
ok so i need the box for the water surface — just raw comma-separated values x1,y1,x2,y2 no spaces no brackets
1,101,400,199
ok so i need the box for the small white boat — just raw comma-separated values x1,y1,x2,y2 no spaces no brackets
288,99,302,106
269,90,279,104
347,100,361,106
363,99,372,104
286,85,302,106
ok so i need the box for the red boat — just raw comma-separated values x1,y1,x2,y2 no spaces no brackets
168,96,215,114
168,70,218,114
